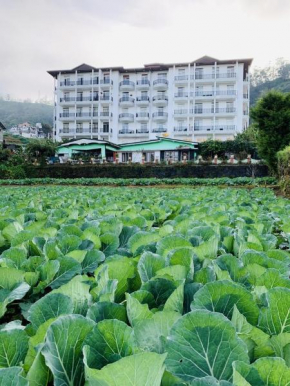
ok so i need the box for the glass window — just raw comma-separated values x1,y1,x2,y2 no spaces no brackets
122,152,132,162
164,151,179,162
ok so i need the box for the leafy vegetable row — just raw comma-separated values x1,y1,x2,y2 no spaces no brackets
0,186,289,385
0,176,277,186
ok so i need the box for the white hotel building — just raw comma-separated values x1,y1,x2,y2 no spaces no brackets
48,56,252,144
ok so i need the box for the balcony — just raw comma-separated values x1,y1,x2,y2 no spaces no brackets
76,112,93,120
136,129,149,136
119,80,135,91
59,129,74,136
60,97,75,104
194,125,215,132
119,113,134,123
100,95,113,104
174,92,188,102
76,79,97,87
216,107,236,114
99,128,110,135
118,129,135,136
100,78,113,88
152,127,167,133
174,109,188,116
243,93,249,99
215,125,236,131
76,96,95,103
152,95,168,106
216,72,236,80
100,112,112,121
193,108,214,115
153,79,168,90
174,75,189,84
215,90,236,98
193,73,215,81
152,111,168,122
59,113,75,119
136,96,150,106
136,79,150,89
243,111,249,116
174,126,191,135
60,81,75,88
136,112,149,122
194,91,214,99
119,96,135,107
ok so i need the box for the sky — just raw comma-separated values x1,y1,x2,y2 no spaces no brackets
0,0,290,101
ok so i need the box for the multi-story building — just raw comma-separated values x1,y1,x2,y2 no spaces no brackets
48,56,252,144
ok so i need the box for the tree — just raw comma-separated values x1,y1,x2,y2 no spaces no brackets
25,139,57,165
251,91,290,171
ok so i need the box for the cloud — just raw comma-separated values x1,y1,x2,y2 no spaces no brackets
0,0,289,101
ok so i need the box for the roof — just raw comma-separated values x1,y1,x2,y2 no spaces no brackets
120,137,198,147
0,122,6,131
57,138,120,149
119,137,198,151
47,56,253,77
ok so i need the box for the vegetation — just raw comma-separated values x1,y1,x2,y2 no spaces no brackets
250,58,290,105
25,139,57,165
0,99,53,128
0,186,289,384
0,176,277,186
251,90,290,171
199,132,257,159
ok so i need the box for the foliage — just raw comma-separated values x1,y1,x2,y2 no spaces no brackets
251,90,290,172
199,136,257,159
0,186,289,384
25,140,57,164
0,176,277,186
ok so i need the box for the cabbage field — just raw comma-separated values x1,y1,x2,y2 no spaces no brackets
0,186,290,385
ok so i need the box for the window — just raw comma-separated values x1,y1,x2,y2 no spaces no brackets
103,73,110,79
141,73,148,79
143,152,155,162
123,75,129,80
103,122,109,133
141,91,148,97
77,92,83,101
158,73,167,79
122,152,132,162
195,103,202,113
63,123,69,133
63,108,69,117
164,151,179,162
76,123,83,133
76,107,82,117
64,92,70,101
178,68,185,74
195,68,203,79
91,122,98,133
140,124,148,133
122,123,129,133
64,77,70,85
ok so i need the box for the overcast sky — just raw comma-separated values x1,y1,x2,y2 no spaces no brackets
0,0,290,101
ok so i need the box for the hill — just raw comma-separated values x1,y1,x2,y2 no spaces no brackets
250,77,290,105
0,100,53,129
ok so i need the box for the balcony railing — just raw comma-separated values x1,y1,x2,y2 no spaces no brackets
152,128,167,133
100,95,113,101
192,108,214,114
243,94,249,99
216,72,236,79
194,91,214,97
59,113,75,118
76,112,91,117
136,96,150,102
100,78,112,85
60,97,75,102
174,92,188,98
153,79,168,86
119,113,134,119
136,79,150,86
152,112,168,118
119,130,134,134
76,79,94,86
99,112,112,118
153,95,168,102
136,129,149,134
194,73,215,80
174,126,190,132
119,80,135,87
174,75,189,81
119,96,135,103
194,125,236,131
136,113,149,118
216,107,236,113
174,109,188,115
60,81,75,87
76,96,95,102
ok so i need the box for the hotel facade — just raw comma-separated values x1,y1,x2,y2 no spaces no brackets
48,56,252,144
